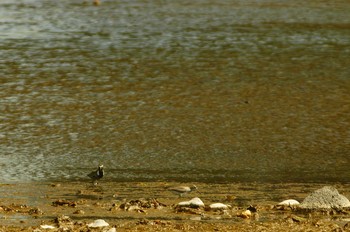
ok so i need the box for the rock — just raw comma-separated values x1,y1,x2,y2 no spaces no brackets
87,219,109,228
40,225,56,229
209,203,230,210
278,199,300,206
187,197,204,207
178,201,190,206
300,186,350,209
237,209,251,219
178,197,204,208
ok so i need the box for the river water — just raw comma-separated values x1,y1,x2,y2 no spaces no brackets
0,0,349,183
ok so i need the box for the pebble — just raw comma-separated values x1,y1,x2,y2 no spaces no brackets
87,219,109,228
178,197,205,208
238,209,252,219
209,203,230,210
40,225,56,229
278,199,300,206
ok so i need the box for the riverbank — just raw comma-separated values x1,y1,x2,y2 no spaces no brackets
0,181,349,231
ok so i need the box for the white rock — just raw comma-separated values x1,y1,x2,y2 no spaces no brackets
88,219,109,228
178,197,205,208
40,225,56,229
178,200,191,206
209,203,230,209
189,197,204,207
301,186,350,209
278,199,300,206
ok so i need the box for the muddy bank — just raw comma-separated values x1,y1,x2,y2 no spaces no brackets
0,181,349,231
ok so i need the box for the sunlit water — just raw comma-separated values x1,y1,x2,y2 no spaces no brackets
0,0,349,183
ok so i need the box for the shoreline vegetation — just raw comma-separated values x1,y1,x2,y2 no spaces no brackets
0,181,349,231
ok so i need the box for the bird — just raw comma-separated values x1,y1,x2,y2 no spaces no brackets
88,164,104,184
168,185,197,197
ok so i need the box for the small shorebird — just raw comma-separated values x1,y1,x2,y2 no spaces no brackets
88,165,104,184
168,185,197,197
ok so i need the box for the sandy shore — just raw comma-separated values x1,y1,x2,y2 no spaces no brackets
0,181,349,231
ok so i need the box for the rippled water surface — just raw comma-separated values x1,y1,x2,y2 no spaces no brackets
1,0,350,183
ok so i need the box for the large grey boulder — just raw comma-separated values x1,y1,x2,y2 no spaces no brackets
300,186,350,209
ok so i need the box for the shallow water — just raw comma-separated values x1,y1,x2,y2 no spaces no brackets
0,0,350,183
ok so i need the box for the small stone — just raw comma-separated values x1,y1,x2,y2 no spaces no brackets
178,197,204,208
238,210,252,219
278,199,300,206
209,203,230,210
87,219,109,228
40,225,56,229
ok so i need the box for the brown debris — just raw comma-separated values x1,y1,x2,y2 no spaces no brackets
52,199,78,207
174,206,203,215
73,209,85,215
28,207,43,215
287,214,307,223
119,198,167,212
0,204,42,215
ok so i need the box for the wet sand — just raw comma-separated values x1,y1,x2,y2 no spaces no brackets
1,181,349,231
